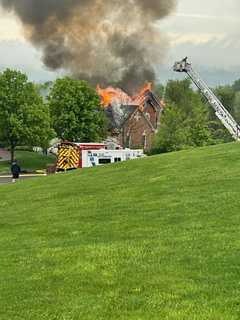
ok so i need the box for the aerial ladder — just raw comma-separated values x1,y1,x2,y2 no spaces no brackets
173,57,240,141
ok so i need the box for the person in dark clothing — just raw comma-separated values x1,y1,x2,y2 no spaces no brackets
11,160,21,183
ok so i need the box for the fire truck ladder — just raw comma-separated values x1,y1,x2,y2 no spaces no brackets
173,57,240,141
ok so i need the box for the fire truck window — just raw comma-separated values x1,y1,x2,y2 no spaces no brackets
98,158,111,164
114,158,121,162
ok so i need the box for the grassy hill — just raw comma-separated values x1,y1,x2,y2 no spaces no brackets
1,142,240,319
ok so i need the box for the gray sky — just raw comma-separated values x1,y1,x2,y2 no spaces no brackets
0,0,239,85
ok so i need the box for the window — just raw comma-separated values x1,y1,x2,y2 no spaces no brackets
98,158,111,164
142,135,147,148
126,135,131,148
114,158,121,163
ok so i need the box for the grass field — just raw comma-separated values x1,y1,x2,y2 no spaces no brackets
0,151,56,173
1,142,240,319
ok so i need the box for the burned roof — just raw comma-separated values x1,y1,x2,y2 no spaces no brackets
97,83,163,129
105,104,137,129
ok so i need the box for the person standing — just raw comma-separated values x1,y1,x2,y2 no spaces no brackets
11,160,21,183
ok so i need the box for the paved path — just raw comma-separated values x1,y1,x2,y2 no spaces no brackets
0,174,47,185
0,148,10,162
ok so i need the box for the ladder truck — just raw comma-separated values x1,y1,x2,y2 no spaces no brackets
173,57,240,141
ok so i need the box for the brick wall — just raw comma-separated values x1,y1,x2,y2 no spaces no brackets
120,103,160,151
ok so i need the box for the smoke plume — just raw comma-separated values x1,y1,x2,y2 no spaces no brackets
0,0,176,93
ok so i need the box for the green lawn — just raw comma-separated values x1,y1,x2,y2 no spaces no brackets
0,151,56,173
1,142,240,319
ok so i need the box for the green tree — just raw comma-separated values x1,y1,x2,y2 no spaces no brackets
234,91,240,123
0,69,54,162
35,81,53,101
154,83,165,98
214,85,235,115
231,79,240,124
209,85,236,142
151,104,188,153
232,79,240,93
48,77,107,142
152,79,214,154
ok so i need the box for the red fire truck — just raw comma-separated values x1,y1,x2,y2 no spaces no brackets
56,142,106,171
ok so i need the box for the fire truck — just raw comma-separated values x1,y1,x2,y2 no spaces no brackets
56,141,144,171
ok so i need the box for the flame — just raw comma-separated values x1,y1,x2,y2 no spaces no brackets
97,85,133,107
135,82,152,98
97,82,163,112
132,82,153,111
96,85,112,107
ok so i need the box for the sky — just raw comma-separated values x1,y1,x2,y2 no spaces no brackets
0,0,239,86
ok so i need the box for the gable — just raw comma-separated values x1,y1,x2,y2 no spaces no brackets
123,108,156,133
99,83,163,132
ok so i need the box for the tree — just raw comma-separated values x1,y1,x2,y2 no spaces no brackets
0,69,54,162
151,103,188,153
35,81,53,100
48,77,107,142
209,85,236,142
152,79,214,154
214,85,235,115
234,91,240,123
154,83,165,98
232,79,240,93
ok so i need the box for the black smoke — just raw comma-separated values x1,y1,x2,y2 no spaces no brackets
0,0,176,93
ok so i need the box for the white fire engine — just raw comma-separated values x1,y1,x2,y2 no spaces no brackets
81,148,144,168
56,141,144,171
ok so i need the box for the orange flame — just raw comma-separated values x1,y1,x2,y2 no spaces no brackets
96,82,162,112
97,85,133,107
96,85,112,107
132,82,153,111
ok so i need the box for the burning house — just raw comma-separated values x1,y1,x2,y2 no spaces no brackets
0,0,175,152
97,83,164,151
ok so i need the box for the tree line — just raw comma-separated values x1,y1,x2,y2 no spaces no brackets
0,69,107,161
151,78,240,154
0,68,240,161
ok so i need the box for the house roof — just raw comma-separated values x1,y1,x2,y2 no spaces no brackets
105,104,137,130
97,83,163,130
96,85,133,108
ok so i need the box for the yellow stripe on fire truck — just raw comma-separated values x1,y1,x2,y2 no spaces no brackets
57,145,79,170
